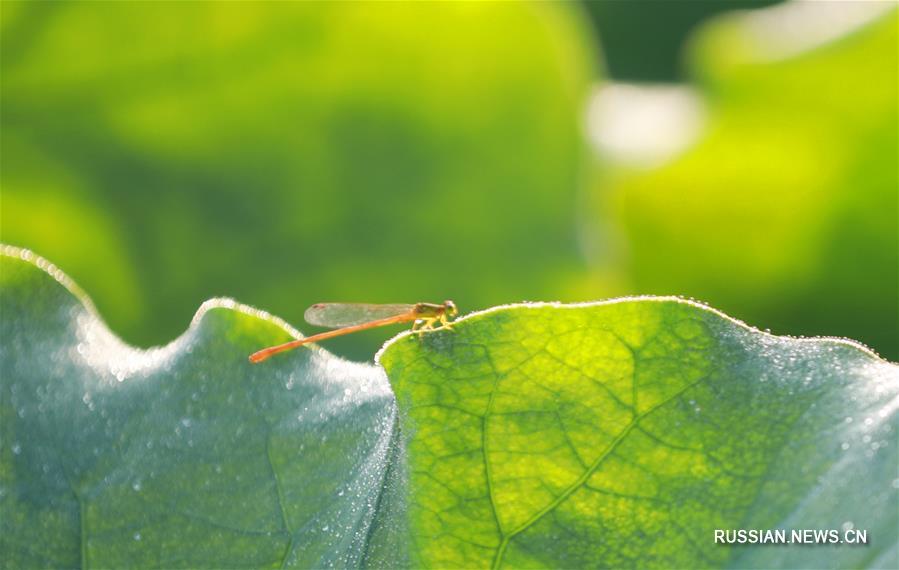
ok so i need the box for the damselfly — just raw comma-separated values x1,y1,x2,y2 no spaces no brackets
249,300,457,363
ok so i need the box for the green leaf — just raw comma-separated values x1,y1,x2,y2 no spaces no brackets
379,304,899,568
1,247,402,568
0,1,598,357
3,247,898,569
589,7,898,359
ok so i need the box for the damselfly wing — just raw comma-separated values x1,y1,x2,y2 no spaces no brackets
304,303,417,328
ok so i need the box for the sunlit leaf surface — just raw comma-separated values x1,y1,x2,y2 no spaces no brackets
380,303,899,568
3,248,897,568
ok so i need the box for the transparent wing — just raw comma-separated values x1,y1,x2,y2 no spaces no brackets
304,303,415,328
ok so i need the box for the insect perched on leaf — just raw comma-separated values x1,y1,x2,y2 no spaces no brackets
249,300,458,363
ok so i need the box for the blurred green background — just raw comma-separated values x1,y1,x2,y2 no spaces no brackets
1,1,896,361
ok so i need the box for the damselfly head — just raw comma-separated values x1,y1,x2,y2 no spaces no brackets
444,300,458,318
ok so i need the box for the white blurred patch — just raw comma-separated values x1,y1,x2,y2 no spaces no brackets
586,83,705,169
738,0,894,62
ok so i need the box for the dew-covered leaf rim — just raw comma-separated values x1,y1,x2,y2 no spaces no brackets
2,244,886,366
